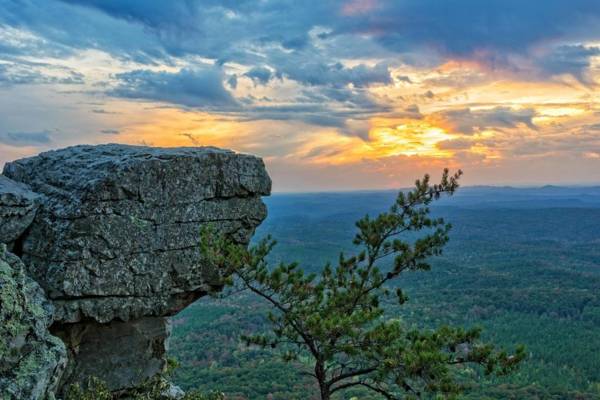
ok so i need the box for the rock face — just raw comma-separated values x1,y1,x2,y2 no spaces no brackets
3,144,271,324
0,144,271,396
0,175,40,247
0,244,67,400
51,318,171,394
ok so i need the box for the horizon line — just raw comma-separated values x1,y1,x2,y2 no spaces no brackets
271,183,600,195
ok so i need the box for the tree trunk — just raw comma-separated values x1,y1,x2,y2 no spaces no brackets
318,383,330,400
315,361,330,400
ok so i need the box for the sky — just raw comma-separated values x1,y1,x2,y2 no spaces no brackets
1,0,600,191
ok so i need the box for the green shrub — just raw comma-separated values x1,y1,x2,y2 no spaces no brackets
64,359,223,400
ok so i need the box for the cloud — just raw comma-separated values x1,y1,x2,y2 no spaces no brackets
244,66,273,85
110,67,238,108
436,138,474,150
276,60,392,88
61,1,600,63
1,0,600,191
430,107,537,134
536,45,600,83
23,0,327,66
301,86,387,110
4,0,600,81
0,130,52,147
100,129,120,134
240,104,349,127
0,62,84,85
337,1,600,59
1,0,169,63
104,60,390,131
92,109,118,114
510,130,600,156
0,24,72,60
236,86,390,136
227,74,238,89
586,123,600,131
3,0,599,99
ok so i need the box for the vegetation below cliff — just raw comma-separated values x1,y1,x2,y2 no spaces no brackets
170,187,600,399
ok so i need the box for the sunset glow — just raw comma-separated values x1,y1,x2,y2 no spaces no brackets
1,1,599,190
369,124,453,158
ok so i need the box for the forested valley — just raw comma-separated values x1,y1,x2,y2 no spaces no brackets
170,187,600,400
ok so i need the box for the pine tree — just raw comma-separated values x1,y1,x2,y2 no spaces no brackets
200,169,525,400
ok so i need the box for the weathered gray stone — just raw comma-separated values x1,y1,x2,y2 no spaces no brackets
0,175,40,245
3,144,271,323
52,317,170,394
0,244,67,400
2,144,271,395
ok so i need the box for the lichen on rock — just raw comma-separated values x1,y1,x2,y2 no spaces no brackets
0,244,67,400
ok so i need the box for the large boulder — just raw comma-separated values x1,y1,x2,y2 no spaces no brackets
1,144,271,394
0,244,67,400
3,144,271,323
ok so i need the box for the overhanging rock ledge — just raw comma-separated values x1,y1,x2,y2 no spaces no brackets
0,144,271,397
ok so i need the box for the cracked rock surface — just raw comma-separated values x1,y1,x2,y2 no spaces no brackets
0,244,67,400
3,144,271,323
1,144,271,395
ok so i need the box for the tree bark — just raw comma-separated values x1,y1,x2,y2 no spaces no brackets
315,361,330,400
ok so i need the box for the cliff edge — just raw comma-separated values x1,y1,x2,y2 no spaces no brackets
0,144,271,398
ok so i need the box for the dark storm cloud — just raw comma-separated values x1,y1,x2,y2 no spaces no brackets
4,0,600,84
61,0,600,58
110,67,239,108
337,0,600,58
0,131,52,147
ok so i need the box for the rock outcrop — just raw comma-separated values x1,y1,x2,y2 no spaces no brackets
0,244,67,400
0,144,271,397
